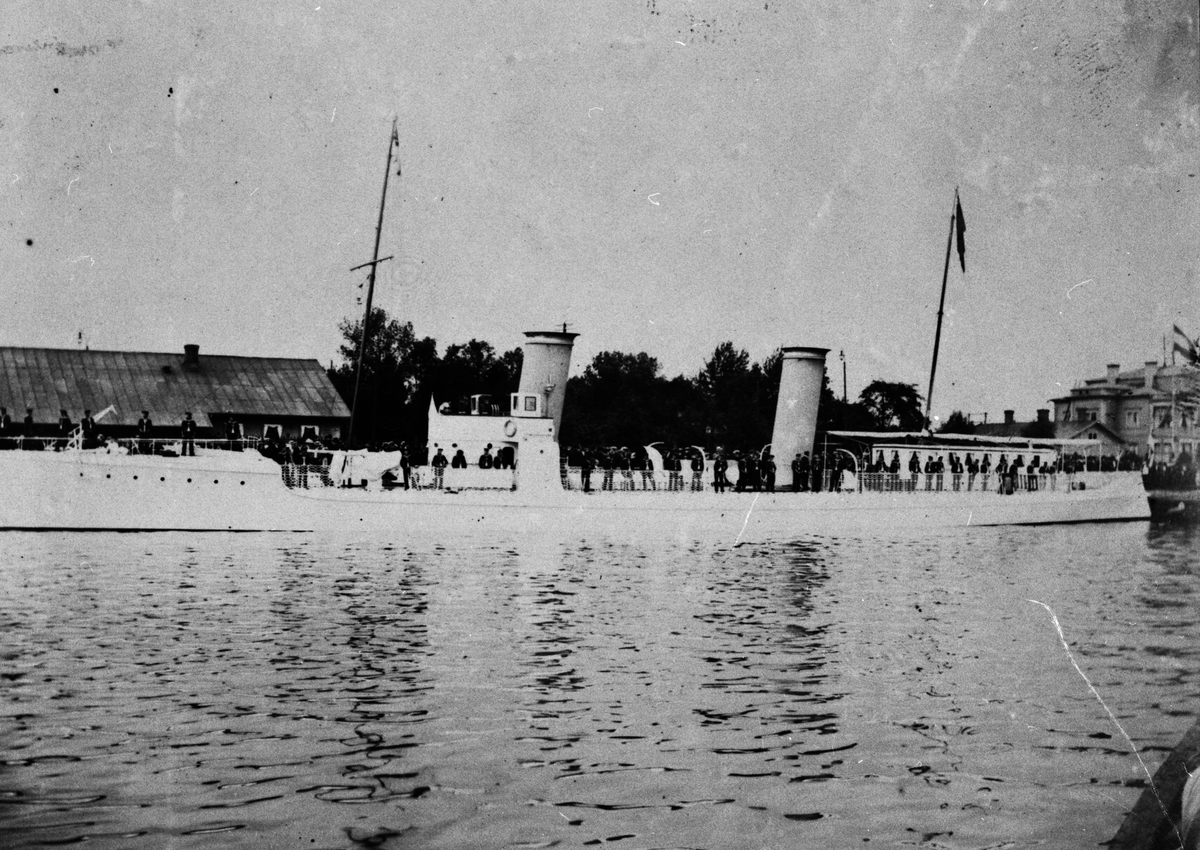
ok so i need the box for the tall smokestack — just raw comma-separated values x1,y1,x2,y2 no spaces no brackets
514,331,577,439
770,347,829,489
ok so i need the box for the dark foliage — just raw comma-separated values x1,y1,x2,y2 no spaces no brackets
329,307,520,447
939,410,976,435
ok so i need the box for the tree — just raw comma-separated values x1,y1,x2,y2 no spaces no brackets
859,380,924,431
695,342,776,451
329,307,438,445
560,351,683,447
939,410,975,435
434,339,522,413
816,368,876,432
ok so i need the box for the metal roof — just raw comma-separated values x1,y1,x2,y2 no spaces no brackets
0,346,350,428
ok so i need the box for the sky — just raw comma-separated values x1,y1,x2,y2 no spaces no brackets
2,0,1197,425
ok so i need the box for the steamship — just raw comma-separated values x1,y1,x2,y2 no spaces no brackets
0,330,1150,537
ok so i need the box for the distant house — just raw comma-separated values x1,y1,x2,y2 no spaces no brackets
1050,360,1200,461
970,407,1126,452
0,344,349,442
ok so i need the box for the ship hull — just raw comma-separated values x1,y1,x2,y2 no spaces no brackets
0,450,1151,539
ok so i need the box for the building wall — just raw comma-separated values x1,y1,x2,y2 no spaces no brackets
1053,363,1200,460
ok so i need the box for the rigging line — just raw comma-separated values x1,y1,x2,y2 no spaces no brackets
1027,599,1178,845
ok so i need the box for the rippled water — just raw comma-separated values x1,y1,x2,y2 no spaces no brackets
1,523,1198,849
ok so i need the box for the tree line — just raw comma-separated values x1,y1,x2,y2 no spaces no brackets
330,307,931,450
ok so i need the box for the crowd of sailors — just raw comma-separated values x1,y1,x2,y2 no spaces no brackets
561,445,845,493
558,443,1180,496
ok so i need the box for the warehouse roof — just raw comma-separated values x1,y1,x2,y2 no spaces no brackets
0,345,349,428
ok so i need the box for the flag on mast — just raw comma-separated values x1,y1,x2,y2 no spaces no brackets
954,190,966,273
1174,324,1199,365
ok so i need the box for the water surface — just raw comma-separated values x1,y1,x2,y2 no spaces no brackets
1,523,1198,848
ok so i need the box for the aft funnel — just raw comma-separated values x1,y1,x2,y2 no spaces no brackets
513,331,578,439
770,347,829,489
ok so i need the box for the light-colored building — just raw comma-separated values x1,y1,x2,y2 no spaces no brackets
1051,361,1200,460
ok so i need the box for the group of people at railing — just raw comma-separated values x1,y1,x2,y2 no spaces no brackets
560,445,854,494
1143,448,1197,491
862,450,1052,495
0,406,258,456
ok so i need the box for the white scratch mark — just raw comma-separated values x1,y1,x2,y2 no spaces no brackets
68,255,94,266
1066,279,1093,299
965,510,973,526
733,492,760,547
250,187,258,196
1028,599,1171,833
648,193,660,205
66,176,79,196
330,108,335,122
675,41,686,46
588,106,603,116
11,174,19,184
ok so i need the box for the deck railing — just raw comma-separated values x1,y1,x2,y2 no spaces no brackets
558,465,1101,495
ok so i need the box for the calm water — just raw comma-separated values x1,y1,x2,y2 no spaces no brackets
1,523,1198,849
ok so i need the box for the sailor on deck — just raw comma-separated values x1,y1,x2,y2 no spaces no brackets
23,408,37,450
180,412,196,457
56,409,72,450
81,410,97,449
0,407,12,450
431,447,448,488
137,410,153,454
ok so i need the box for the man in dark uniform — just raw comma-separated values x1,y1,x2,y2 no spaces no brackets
580,449,594,492
713,450,728,493
137,410,153,454
690,451,704,492
22,408,38,450
478,444,493,469
400,443,411,490
431,446,448,488
794,452,810,492
80,409,97,449
180,411,196,456
0,407,12,450
761,452,776,493
742,451,759,492
226,417,242,451
57,409,72,450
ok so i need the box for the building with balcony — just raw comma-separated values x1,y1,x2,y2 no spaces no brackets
1050,361,1200,460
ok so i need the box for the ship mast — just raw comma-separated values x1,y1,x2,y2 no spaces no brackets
348,118,400,444
924,187,965,430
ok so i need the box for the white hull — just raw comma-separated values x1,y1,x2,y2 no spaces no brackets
0,449,1150,540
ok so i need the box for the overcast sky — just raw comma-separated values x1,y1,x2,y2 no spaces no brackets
2,0,1197,423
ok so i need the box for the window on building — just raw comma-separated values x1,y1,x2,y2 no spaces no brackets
301,425,319,441
524,396,538,412
1125,410,1139,426
263,424,281,441
1087,431,1098,440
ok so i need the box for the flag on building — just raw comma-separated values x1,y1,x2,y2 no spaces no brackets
1174,324,1199,365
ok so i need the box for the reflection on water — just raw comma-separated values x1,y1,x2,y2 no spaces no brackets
1,523,1198,848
